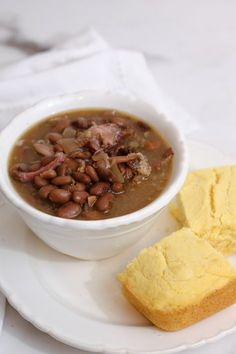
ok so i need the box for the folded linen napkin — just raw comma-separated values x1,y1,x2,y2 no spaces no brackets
0,28,198,332
0,29,198,132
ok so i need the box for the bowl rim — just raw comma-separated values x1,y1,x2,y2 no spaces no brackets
0,90,188,230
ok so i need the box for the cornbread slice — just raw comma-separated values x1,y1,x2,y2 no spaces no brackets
170,166,236,255
118,228,236,331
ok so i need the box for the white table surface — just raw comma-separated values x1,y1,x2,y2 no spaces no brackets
0,0,236,353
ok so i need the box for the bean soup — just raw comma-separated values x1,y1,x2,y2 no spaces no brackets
9,109,174,220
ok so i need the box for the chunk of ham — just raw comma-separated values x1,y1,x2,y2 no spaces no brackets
77,123,122,151
128,152,152,178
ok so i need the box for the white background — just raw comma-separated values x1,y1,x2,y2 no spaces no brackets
0,1,236,353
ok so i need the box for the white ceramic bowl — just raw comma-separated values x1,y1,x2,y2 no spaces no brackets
0,91,188,260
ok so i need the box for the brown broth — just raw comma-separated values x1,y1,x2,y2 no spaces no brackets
8,109,173,219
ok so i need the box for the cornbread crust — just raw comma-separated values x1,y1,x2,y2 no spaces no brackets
122,279,236,331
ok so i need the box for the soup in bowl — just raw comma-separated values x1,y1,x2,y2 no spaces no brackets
0,91,188,259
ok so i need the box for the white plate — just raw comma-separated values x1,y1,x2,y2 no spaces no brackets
0,194,6,334
0,140,236,354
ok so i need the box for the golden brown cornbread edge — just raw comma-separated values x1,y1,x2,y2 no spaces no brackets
121,278,236,331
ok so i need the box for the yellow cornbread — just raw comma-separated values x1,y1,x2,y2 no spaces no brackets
170,166,236,255
118,228,236,331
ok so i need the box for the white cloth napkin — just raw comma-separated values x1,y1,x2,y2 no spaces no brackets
0,28,198,333
0,29,198,132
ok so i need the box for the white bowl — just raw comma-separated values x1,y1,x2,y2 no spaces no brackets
0,91,188,260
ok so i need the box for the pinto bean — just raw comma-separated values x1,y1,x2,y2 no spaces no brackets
73,172,91,184
82,210,103,220
54,144,64,153
73,191,89,205
53,119,70,133
63,183,86,192
47,132,62,143
57,202,81,219
95,193,114,212
34,176,49,188
73,117,92,129
41,156,55,166
39,184,57,199
51,176,72,186
111,116,128,127
85,165,99,182
96,166,113,182
136,121,150,132
69,150,91,159
49,189,71,204
40,169,57,179
29,162,41,171
112,182,124,193
77,159,86,173
57,138,79,154
95,160,118,182
57,162,68,176
95,159,107,169
90,182,110,196
33,143,54,157
65,158,79,172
